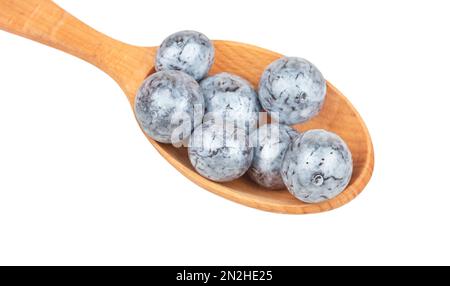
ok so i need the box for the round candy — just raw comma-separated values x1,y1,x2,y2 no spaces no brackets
156,30,215,81
134,70,204,144
248,123,300,189
258,57,326,125
281,129,353,203
200,72,261,133
188,121,254,182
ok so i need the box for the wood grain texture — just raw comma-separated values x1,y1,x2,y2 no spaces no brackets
0,0,374,214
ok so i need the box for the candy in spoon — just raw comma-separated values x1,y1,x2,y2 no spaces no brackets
0,1,374,213
135,70,204,144
200,72,261,134
188,120,253,182
281,129,353,203
258,57,326,125
156,30,215,81
248,123,300,189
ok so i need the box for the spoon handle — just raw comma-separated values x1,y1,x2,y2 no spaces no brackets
0,0,154,95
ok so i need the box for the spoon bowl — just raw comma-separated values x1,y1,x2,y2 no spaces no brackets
0,0,374,214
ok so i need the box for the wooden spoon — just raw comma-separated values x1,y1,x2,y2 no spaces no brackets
0,0,374,214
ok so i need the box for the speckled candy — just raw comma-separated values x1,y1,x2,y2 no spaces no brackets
134,70,204,144
188,121,254,182
156,30,215,81
200,72,261,133
258,57,326,125
248,123,300,189
281,129,353,203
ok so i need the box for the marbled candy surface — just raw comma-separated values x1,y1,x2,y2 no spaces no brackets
281,129,353,203
135,70,204,144
188,120,254,182
156,30,215,81
248,124,300,189
200,72,261,134
258,57,326,125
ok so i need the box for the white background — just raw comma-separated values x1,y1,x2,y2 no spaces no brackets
0,0,449,266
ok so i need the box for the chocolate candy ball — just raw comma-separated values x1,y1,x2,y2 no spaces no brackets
156,30,215,81
200,72,261,133
135,70,204,144
188,121,254,182
281,129,353,203
258,57,326,125
248,124,300,189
